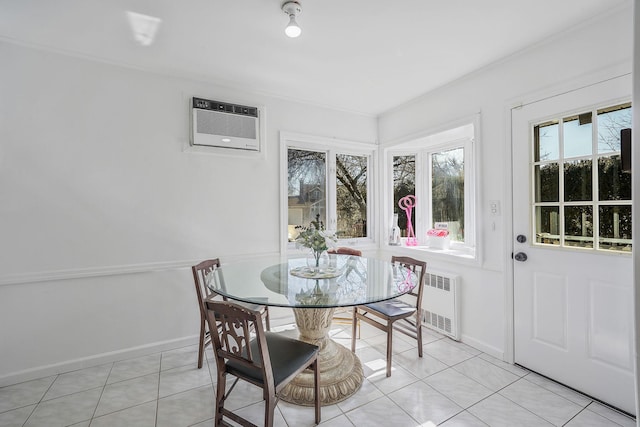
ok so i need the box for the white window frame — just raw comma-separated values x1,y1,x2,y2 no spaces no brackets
383,115,480,262
530,101,632,252
280,132,377,255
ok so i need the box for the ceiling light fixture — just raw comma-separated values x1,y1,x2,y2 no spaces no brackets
282,1,302,38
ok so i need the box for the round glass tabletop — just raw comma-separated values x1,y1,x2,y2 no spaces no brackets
206,255,417,308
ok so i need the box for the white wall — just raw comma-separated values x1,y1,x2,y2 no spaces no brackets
378,5,633,356
0,41,376,384
632,0,639,418
0,3,634,385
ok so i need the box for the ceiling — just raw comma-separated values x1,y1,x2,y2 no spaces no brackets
0,0,629,116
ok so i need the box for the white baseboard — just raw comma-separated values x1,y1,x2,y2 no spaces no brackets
460,334,504,360
0,309,296,388
0,335,199,387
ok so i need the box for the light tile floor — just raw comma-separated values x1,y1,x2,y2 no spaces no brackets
0,323,636,427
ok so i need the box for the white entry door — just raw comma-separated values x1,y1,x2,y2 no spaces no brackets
512,74,635,415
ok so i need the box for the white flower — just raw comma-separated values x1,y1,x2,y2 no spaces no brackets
319,230,338,249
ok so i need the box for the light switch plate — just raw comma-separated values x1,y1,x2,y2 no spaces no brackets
489,200,501,216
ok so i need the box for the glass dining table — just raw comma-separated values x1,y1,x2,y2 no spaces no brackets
206,254,418,406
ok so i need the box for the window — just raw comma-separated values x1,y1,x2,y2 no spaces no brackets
336,154,368,239
287,149,327,239
392,155,416,237
282,133,375,250
431,147,465,241
388,120,477,257
532,102,632,252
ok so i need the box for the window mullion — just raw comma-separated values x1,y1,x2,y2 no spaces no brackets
366,153,374,240
420,150,430,245
592,108,600,250
327,150,337,231
558,117,566,247
464,138,475,248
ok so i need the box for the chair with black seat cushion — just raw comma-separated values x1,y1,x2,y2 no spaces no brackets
351,255,426,377
206,300,320,427
192,259,270,369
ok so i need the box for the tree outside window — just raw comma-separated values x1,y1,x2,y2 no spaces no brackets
392,155,415,236
287,149,326,241
532,102,632,251
389,120,476,252
336,154,368,238
286,143,372,246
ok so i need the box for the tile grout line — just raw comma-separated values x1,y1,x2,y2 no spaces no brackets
561,406,591,427
518,374,593,408
203,345,217,426
523,371,635,423
583,401,630,427
20,373,59,427
418,353,534,423
491,377,585,427
4,325,637,427
436,408,489,427
154,352,163,427
87,362,115,424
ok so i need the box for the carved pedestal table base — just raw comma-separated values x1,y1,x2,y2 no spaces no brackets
279,307,364,406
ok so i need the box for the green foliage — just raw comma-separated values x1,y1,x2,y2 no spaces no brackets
536,154,632,249
294,214,337,253
392,155,416,232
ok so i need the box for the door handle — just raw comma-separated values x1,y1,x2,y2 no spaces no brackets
514,252,528,262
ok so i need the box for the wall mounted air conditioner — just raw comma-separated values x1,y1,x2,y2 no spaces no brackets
191,97,261,151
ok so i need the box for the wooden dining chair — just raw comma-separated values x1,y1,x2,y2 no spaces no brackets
191,259,270,369
327,247,363,257
351,256,427,377
327,247,363,336
206,300,321,427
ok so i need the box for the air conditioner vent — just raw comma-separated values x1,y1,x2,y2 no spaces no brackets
421,270,460,340
191,97,261,151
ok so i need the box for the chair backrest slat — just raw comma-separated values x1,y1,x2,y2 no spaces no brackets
205,300,272,385
192,259,222,316
391,255,427,311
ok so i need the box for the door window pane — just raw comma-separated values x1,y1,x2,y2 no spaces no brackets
392,155,415,237
432,148,464,241
534,163,559,202
532,102,632,252
599,205,632,252
598,103,632,154
563,114,592,158
564,160,592,202
336,154,368,238
535,206,560,245
534,121,559,161
287,149,326,241
598,155,631,201
564,206,593,248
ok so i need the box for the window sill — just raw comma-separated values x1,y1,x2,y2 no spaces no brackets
287,240,378,257
385,242,478,265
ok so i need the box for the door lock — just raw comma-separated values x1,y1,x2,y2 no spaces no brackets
516,234,527,243
514,252,528,262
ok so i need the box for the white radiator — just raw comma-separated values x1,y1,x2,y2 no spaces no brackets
421,270,460,340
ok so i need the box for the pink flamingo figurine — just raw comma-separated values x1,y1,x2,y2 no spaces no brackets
398,195,417,246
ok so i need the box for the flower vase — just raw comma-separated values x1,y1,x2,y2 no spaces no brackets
389,213,401,246
306,250,329,273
